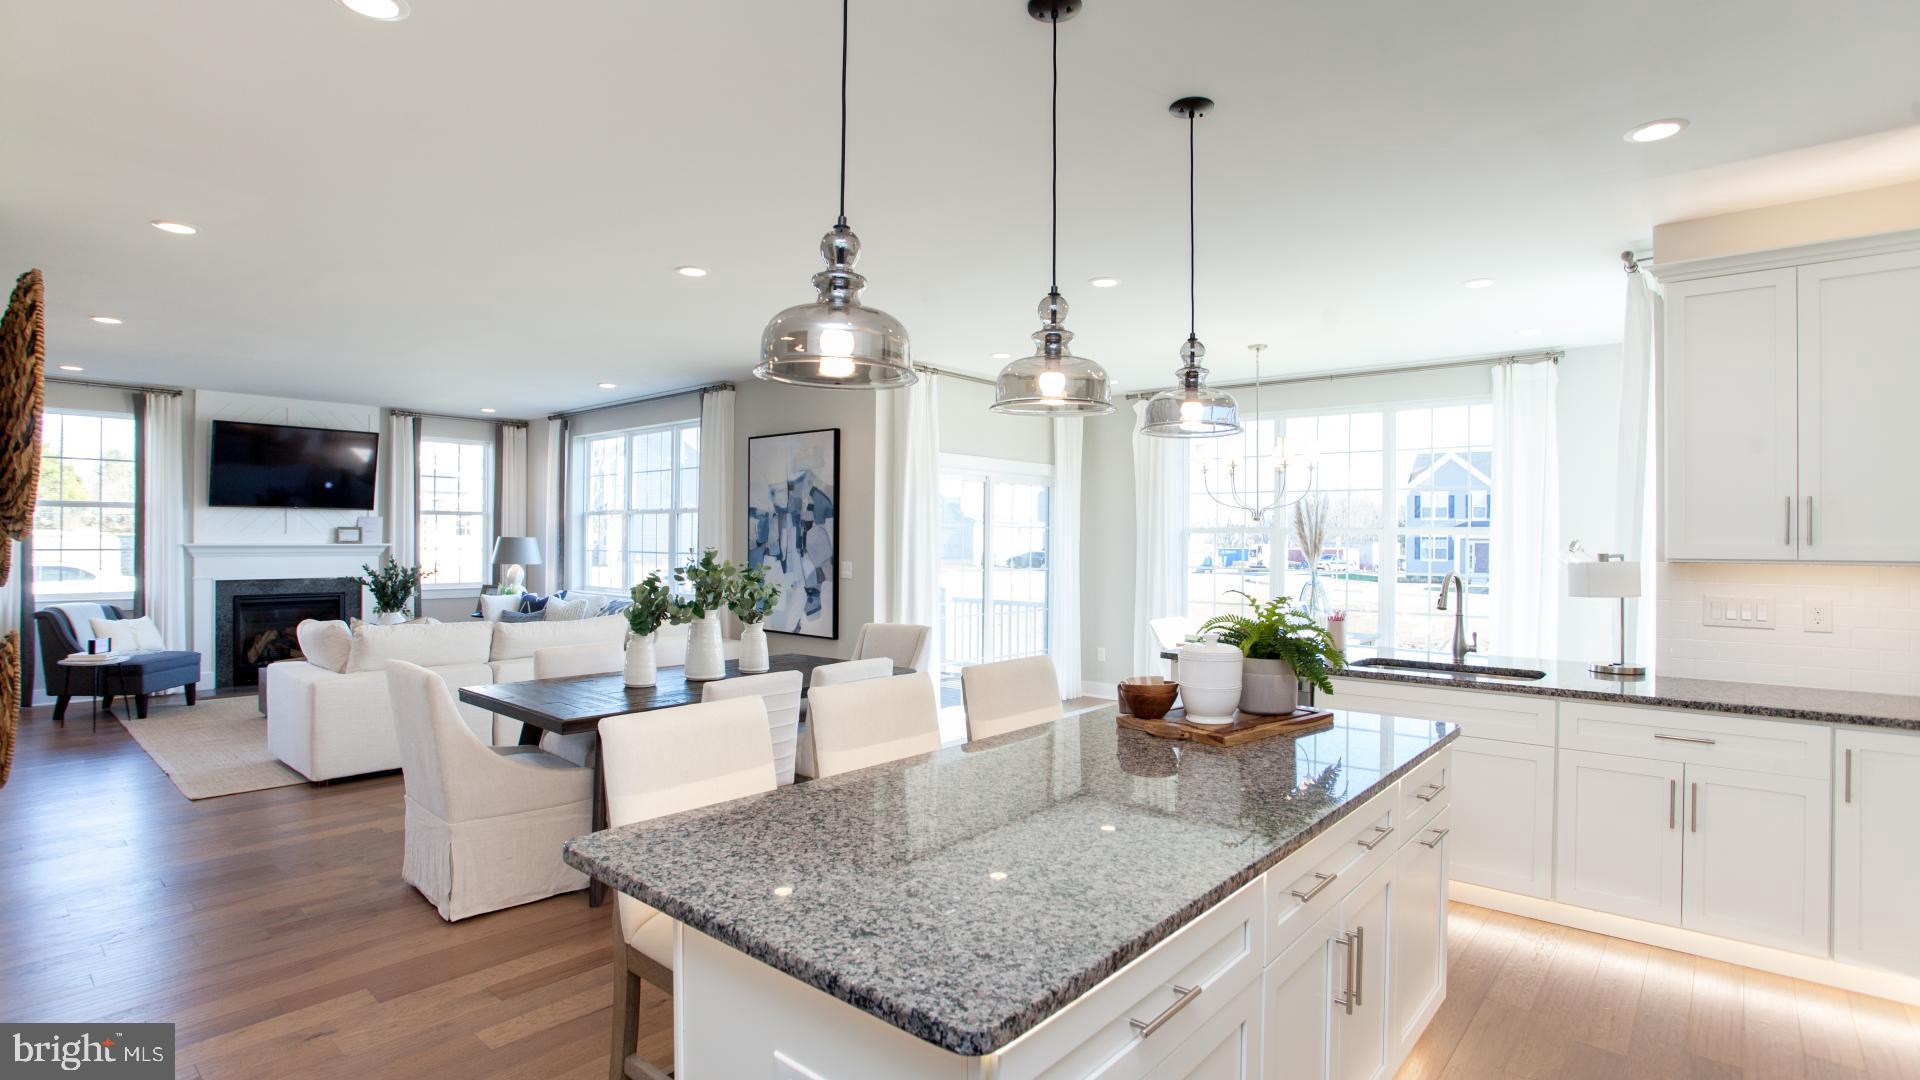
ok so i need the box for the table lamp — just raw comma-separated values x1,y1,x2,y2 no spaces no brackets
1567,553,1644,677
491,536,542,593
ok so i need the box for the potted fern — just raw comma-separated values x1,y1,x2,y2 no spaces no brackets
728,562,782,673
1198,590,1345,715
355,560,429,625
623,572,680,687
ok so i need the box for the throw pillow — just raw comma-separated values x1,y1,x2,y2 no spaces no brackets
519,589,567,613
543,594,592,621
499,609,544,623
478,593,520,622
600,597,633,617
88,615,166,653
295,619,352,673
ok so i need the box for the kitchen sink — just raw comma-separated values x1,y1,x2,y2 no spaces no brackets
1348,657,1549,681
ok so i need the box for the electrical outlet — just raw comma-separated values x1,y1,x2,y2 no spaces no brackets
1096,647,1106,663
1806,597,1834,633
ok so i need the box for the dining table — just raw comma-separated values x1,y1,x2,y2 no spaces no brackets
458,653,913,905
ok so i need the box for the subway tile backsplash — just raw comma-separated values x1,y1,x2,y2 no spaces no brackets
1657,563,1920,695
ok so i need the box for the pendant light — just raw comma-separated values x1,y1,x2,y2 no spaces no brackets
990,0,1113,416
1142,97,1240,437
755,0,914,389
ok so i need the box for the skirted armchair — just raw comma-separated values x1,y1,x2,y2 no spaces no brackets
32,604,201,720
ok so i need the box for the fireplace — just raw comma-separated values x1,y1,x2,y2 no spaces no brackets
215,577,361,687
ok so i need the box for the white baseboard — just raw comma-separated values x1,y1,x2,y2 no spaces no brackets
1450,880,1920,1006
1078,682,1119,700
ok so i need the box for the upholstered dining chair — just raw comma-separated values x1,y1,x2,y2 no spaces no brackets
700,670,803,785
806,671,943,778
960,654,1064,742
600,696,778,1080
1150,616,1197,680
383,661,592,922
850,622,932,671
531,642,625,765
795,657,895,779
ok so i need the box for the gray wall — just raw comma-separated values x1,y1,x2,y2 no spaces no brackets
936,376,1052,464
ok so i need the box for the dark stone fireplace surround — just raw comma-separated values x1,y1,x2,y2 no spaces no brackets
215,577,360,688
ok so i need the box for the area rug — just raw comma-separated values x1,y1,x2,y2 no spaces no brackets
119,696,306,800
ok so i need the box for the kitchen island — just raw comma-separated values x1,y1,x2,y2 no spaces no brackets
564,705,1458,1079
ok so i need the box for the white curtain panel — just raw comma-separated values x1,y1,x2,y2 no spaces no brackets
1131,401,1188,677
496,423,528,538
1049,417,1083,698
1617,272,1662,657
541,418,566,593
141,391,188,650
386,412,418,574
1489,361,1561,659
885,373,941,668
697,388,735,560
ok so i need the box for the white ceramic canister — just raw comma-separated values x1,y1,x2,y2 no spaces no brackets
1176,640,1244,725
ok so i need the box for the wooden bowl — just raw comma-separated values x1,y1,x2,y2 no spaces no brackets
1117,678,1179,721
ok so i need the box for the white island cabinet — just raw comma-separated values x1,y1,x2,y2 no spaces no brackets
562,707,1458,1080
1834,728,1920,976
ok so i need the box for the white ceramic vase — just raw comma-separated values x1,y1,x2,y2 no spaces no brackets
624,631,658,688
684,611,727,681
739,623,770,673
375,611,407,626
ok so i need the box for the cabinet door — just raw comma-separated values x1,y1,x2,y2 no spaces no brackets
1554,749,1683,924
1682,763,1831,955
1262,908,1343,1080
1449,738,1553,897
1796,250,1920,562
1835,730,1920,974
1337,868,1394,1080
1151,979,1261,1080
1663,268,1799,560
1390,811,1450,1067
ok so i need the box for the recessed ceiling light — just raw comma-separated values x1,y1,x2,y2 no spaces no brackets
1462,278,1495,289
598,382,617,390
675,266,708,278
1625,118,1688,143
1516,328,1541,337
480,407,496,414
991,352,1012,360
89,316,123,325
338,0,409,20
150,221,197,235
57,364,84,372
1088,277,1120,288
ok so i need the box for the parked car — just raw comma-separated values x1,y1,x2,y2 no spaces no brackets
1005,550,1047,569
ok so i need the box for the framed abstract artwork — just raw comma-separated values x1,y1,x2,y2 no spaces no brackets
745,428,840,639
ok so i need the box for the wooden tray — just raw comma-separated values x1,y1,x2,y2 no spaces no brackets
1117,706,1335,746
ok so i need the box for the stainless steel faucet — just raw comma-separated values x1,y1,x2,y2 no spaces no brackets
1436,572,1478,663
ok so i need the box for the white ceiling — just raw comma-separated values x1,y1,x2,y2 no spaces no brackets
5,0,1919,417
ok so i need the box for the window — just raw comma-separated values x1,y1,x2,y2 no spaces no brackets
938,457,1050,678
33,411,137,599
1183,400,1497,653
418,438,491,587
576,421,699,593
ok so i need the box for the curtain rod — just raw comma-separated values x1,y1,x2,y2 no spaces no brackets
914,364,997,388
390,408,527,428
1123,349,1563,401
46,376,184,397
548,380,735,421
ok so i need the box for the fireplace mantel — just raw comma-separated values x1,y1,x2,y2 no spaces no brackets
184,541,391,689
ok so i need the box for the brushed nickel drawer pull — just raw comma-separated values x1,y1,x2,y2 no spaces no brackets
1844,748,1852,804
1654,733,1716,746
1785,495,1793,546
1806,495,1814,546
1334,930,1360,1015
1691,781,1699,833
1356,826,1395,851
1352,925,1367,1007
1669,779,1676,829
1414,782,1447,802
1417,827,1450,848
1291,872,1338,903
1129,983,1202,1038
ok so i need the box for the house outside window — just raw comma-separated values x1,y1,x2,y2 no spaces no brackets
575,421,700,594
33,410,137,599
418,438,493,588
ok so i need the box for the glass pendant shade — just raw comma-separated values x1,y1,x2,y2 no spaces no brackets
757,225,914,389
991,290,1113,415
1143,336,1241,436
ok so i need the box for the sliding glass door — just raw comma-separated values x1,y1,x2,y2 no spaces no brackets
938,458,1051,679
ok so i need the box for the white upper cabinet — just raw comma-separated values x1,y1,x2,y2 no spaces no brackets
1663,239,1920,563
1664,268,1799,561
1796,250,1920,562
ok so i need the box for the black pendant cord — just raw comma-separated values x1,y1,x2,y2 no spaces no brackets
837,0,849,228
1049,12,1059,296
1188,111,1197,342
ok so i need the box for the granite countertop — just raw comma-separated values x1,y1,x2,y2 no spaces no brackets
1326,647,1920,731
563,705,1457,1057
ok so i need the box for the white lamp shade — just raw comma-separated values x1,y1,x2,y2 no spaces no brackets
1567,559,1641,599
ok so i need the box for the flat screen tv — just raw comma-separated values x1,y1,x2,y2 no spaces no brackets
208,420,380,509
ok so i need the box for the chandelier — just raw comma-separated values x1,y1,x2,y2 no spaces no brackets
1198,344,1317,528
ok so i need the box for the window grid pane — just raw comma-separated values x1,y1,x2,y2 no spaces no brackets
419,438,490,586
33,411,138,598
573,420,700,593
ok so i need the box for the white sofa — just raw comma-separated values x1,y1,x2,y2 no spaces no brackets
268,616,630,781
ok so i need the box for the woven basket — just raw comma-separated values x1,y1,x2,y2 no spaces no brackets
0,269,47,588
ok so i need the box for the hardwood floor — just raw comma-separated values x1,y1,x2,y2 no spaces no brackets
4,697,1918,1079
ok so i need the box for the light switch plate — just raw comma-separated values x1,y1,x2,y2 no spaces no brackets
840,560,853,580
1704,595,1775,629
